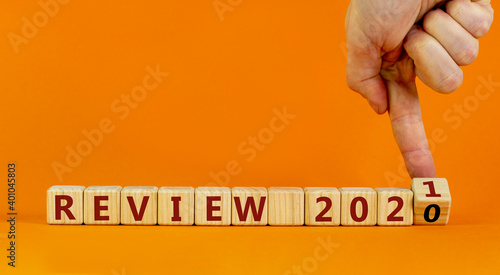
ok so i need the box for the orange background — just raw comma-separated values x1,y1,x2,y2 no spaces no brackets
1,0,500,274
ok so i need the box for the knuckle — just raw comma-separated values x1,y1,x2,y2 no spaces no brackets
408,38,429,58
456,40,479,65
390,113,422,126
438,69,463,93
402,147,432,161
346,76,359,92
472,16,492,38
423,9,444,31
447,0,493,38
446,1,466,21
346,77,365,97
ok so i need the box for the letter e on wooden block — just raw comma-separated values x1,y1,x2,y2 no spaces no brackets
411,178,451,225
195,187,231,225
305,187,340,226
375,188,413,226
339,188,377,226
268,187,304,226
84,186,122,225
158,187,194,225
232,187,268,225
47,185,85,224
121,186,158,225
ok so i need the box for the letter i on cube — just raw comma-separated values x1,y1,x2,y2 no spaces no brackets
158,187,194,225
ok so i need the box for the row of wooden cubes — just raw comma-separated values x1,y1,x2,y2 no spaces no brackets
47,178,451,226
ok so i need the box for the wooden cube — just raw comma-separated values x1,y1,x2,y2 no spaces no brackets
375,188,413,226
411,178,451,225
47,185,85,224
232,187,268,225
158,187,194,225
304,187,340,226
339,187,377,226
120,186,158,225
195,187,231,225
268,187,304,226
84,186,122,225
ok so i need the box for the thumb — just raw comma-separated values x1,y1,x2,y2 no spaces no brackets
345,5,388,114
382,53,437,178
346,41,388,114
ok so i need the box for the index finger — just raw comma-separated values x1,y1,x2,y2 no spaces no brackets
382,55,437,178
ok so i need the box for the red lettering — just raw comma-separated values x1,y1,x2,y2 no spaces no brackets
423,181,441,197
387,196,404,222
94,196,109,221
127,196,150,221
171,196,181,222
207,196,222,221
55,195,75,220
350,197,368,222
234,196,266,222
315,196,332,222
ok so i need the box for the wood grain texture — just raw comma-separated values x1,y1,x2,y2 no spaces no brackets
84,186,122,225
195,187,231,225
304,187,340,226
47,185,85,225
120,186,158,225
375,188,413,226
268,187,304,226
231,187,268,225
411,178,451,225
158,187,194,225
339,187,377,226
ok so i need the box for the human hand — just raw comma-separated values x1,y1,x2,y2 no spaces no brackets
345,0,493,178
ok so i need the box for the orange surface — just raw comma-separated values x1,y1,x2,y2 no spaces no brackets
1,1,500,274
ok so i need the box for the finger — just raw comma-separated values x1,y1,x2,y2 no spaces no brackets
446,0,494,38
346,26,388,114
423,9,479,66
404,26,463,94
382,54,437,178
